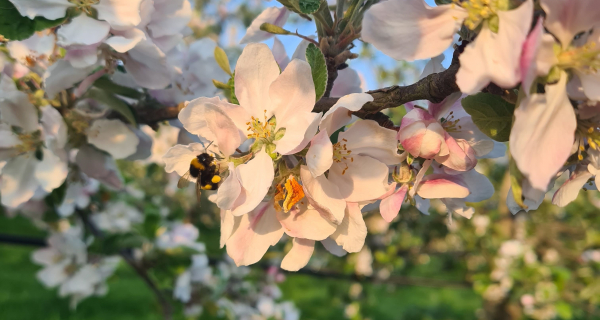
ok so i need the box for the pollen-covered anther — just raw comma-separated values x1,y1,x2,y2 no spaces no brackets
281,176,304,213
247,110,275,140
453,0,499,30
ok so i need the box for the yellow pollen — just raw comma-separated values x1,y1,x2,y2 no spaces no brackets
282,176,305,213
202,184,212,190
453,0,499,30
557,41,600,73
211,176,221,183
68,0,100,14
246,110,275,140
333,138,353,175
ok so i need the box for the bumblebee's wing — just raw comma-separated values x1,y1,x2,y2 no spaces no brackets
194,179,203,203
177,171,192,189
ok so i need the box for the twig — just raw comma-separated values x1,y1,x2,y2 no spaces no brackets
75,210,174,320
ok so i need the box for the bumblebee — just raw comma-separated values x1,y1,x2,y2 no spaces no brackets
178,153,221,201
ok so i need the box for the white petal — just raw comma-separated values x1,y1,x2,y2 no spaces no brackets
443,198,475,219
35,148,68,192
272,37,290,70
44,60,95,98
419,54,445,80
163,143,206,177
540,0,600,48
64,44,101,68
0,75,39,131
40,106,68,149
105,28,146,53
461,169,494,203
217,163,242,210
281,238,314,271
270,59,315,124
552,166,593,207
306,129,334,177
0,154,39,208
340,120,402,165
230,150,275,216
37,262,69,288
226,202,284,266
87,119,139,159
57,15,110,46
178,97,245,157
234,43,280,118
330,202,367,253
92,0,143,30
76,144,124,190
576,71,600,101
330,67,363,97
320,93,374,134
362,0,467,61
276,112,321,155
510,73,576,191
6,32,56,65
328,155,390,202
147,0,192,38
320,237,347,257
276,203,337,241
9,0,71,20
240,7,289,44
124,40,171,89
457,0,533,94
301,165,346,225
219,209,239,248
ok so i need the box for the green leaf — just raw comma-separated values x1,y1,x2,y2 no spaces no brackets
555,301,573,320
298,0,322,14
93,76,143,99
84,87,138,126
508,152,527,210
461,92,515,142
92,233,145,255
0,0,66,40
305,43,328,101
214,46,232,76
259,23,292,35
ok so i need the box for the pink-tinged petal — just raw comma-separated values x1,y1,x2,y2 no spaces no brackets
552,166,593,207
240,7,289,44
399,106,435,127
300,165,346,224
362,0,467,61
87,119,139,159
281,238,315,271
277,112,321,155
8,0,70,20
320,93,373,134
447,118,495,158
272,37,290,70
330,202,367,253
162,143,207,176
270,59,315,121
540,0,600,49
330,67,363,97
510,73,576,191
76,145,124,190
428,92,462,121
73,68,106,98
64,44,101,68
147,0,192,38
575,70,600,101
178,97,245,157
306,130,334,178
417,173,470,199
435,135,477,171
379,184,408,222
56,15,109,46
92,0,143,30
217,163,242,210
457,0,533,94
328,155,391,202
321,237,347,257
105,28,146,53
226,202,284,266
230,150,275,216
235,43,280,118
35,148,67,192
341,120,402,165
520,18,557,95
276,202,337,241
220,209,240,248
398,121,446,159
0,154,39,208
419,54,445,80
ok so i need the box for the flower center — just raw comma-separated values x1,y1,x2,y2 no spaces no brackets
577,118,600,159
440,111,462,132
69,0,99,14
333,139,353,175
16,131,42,154
274,176,305,213
246,110,277,140
557,41,600,73
454,0,501,30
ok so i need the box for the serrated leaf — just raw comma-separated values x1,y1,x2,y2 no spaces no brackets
84,88,138,126
93,76,143,99
298,0,322,14
214,46,232,76
305,43,328,101
0,0,66,40
461,92,515,142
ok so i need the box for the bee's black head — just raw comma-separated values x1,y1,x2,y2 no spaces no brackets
197,153,214,164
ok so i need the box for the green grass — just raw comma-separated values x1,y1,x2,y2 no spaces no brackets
0,214,482,319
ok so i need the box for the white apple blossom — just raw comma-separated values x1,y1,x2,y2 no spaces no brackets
92,202,144,233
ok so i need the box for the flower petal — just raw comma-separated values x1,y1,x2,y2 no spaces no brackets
272,37,290,70
330,202,367,253
520,18,557,95
417,173,470,199
57,15,110,46
362,0,467,61
217,163,242,210
0,154,39,208
92,0,143,30
328,155,390,202
510,73,576,191
379,184,408,222
270,59,315,124
124,40,171,89
305,129,334,177
330,67,363,97
540,0,600,48
219,209,240,248
576,70,600,101
240,7,289,44
0,75,39,131
87,119,139,159
162,143,206,177
105,28,146,53
226,202,284,266
456,0,533,94
230,150,275,216
147,0,192,38
9,0,70,20
234,43,280,118
178,97,245,157
321,237,347,257
40,105,68,150
300,165,346,225
419,54,445,80
341,120,401,165
281,238,314,271
44,60,95,98
35,148,68,192
276,112,321,155
435,135,477,171
552,166,593,207
76,145,124,190
320,93,373,134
